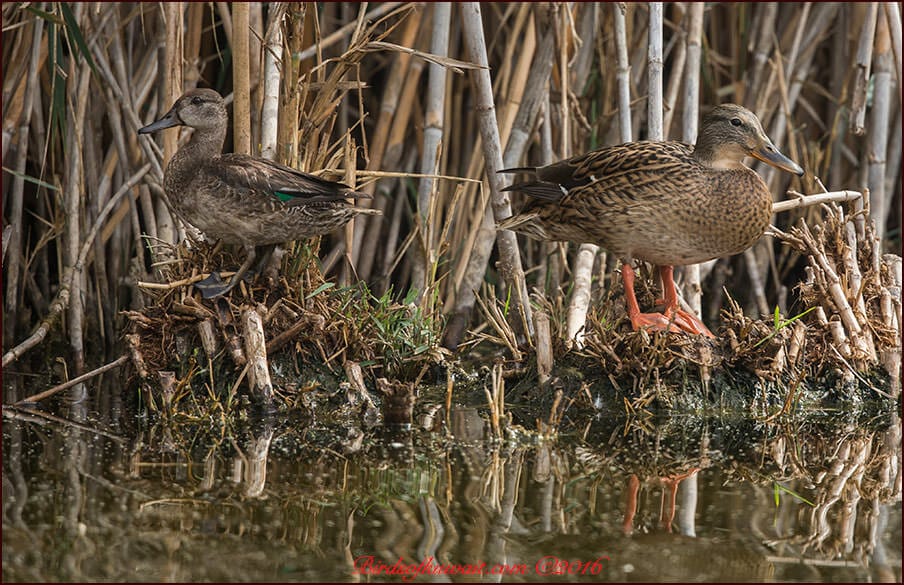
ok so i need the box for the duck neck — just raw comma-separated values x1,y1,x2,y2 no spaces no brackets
165,126,226,199
692,131,723,165
692,136,747,171
179,125,227,161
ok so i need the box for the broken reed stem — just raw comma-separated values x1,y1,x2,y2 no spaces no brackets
535,310,553,386
12,355,129,406
771,190,864,213
242,306,273,405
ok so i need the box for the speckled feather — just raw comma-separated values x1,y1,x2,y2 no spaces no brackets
499,104,801,267
142,88,378,248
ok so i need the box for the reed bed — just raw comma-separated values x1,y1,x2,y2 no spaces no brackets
1,3,901,406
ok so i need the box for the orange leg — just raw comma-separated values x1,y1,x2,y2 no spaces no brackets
622,263,681,334
659,467,701,532
657,266,715,338
621,263,714,337
622,474,640,536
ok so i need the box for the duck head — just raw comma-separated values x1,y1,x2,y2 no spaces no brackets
694,104,804,176
138,88,227,135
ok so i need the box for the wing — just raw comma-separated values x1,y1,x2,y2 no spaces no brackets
211,154,370,206
504,141,697,207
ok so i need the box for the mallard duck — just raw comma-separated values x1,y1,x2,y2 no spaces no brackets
499,104,804,336
138,88,379,298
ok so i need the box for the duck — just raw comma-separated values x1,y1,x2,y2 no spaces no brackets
138,88,380,299
498,104,804,337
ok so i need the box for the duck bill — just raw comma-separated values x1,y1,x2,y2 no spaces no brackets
750,144,804,176
138,110,181,134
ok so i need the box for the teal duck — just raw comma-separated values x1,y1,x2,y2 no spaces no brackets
498,104,804,336
139,88,379,298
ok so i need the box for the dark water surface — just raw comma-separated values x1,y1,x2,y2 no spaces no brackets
2,376,901,583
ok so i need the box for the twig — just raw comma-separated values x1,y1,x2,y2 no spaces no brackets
12,355,129,406
2,405,128,443
137,271,237,290
770,190,863,213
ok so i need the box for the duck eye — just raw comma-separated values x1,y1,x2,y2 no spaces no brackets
730,117,742,127
191,96,203,105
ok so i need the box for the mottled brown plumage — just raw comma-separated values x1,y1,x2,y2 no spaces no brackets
499,104,804,335
138,88,379,298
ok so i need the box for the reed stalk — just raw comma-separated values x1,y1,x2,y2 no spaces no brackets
446,2,534,350
851,3,879,135
3,14,43,349
411,2,451,299
867,10,894,240
681,2,705,317
232,2,252,156
260,4,285,161
1,2,900,385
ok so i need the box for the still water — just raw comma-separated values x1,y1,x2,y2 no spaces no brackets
2,378,901,582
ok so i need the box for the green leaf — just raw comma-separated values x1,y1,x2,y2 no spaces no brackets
47,20,67,150
305,281,335,299
773,482,815,507
58,3,98,75
25,5,64,24
773,305,781,329
1,167,60,191
753,306,818,349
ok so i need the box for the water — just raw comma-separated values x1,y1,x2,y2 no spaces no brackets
2,379,901,582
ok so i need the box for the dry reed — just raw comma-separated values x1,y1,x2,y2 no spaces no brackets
1,3,900,403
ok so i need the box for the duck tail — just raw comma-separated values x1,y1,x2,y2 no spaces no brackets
498,166,538,175
496,211,548,239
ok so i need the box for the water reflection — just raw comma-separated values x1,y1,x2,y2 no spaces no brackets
2,387,901,582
